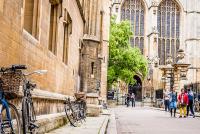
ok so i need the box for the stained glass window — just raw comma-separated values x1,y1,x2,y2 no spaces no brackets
157,0,180,64
121,0,145,54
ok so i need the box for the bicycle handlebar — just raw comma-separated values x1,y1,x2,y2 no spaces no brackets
0,64,27,72
12,64,27,70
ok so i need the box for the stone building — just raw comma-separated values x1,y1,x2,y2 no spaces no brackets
112,0,200,100
79,0,111,102
0,0,110,131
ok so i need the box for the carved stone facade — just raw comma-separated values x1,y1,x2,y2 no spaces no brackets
112,0,200,98
79,0,111,101
0,0,110,117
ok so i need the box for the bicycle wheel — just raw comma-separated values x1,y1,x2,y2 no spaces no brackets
29,101,37,134
80,101,87,120
22,98,38,134
64,101,80,127
0,102,21,134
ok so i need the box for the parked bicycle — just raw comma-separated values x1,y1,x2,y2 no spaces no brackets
21,68,47,134
64,93,87,127
0,65,25,134
194,98,200,112
0,64,47,134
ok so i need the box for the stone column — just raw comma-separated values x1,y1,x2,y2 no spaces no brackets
146,1,159,58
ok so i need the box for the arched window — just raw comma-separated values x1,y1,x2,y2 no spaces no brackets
157,0,180,64
121,0,145,54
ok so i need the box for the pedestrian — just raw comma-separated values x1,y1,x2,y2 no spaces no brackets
178,88,188,118
163,89,170,112
125,94,127,105
126,93,130,107
187,87,195,118
169,87,177,117
131,93,135,107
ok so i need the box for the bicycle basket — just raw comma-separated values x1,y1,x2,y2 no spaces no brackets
0,70,23,98
75,92,86,100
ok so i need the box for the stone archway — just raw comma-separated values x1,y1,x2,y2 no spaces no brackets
128,75,142,101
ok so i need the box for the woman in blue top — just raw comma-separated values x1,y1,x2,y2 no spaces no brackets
169,87,177,117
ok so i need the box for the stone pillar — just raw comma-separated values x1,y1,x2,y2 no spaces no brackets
81,37,100,93
147,1,159,96
146,1,159,58
173,68,179,92
80,36,102,117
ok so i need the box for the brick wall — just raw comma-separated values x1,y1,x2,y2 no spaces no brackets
0,0,84,96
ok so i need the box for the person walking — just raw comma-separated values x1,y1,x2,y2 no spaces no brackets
131,93,135,107
125,94,127,105
163,89,170,112
126,93,130,107
187,88,195,118
178,88,188,118
169,87,177,117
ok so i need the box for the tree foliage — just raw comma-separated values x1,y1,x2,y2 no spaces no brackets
108,17,148,88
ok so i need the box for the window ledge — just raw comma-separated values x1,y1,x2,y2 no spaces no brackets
61,62,68,68
23,29,39,45
47,50,57,59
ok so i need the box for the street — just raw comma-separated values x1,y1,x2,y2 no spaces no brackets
108,106,200,134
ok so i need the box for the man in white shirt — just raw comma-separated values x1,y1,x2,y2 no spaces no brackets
163,89,170,111
131,93,135,107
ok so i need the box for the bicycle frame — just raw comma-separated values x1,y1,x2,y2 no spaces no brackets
23,82,36,121
21,70,46,133
64,97,87,127
0,91,14,132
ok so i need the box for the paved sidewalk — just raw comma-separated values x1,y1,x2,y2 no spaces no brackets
109,106,200,134
46,114,109,134
106,109,117,134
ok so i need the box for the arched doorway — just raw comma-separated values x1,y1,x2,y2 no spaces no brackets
128,75,142,101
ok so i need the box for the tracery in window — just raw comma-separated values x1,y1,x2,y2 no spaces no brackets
121,0,145,54
157,0,180,64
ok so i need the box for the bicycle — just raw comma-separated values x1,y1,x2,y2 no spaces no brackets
0,65,26,134
21,68,47,134
194,98,200,112
64,95,87,127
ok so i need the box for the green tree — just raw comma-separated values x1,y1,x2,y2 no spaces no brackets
108,17,148,89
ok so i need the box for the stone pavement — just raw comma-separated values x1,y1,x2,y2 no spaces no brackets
46,114,109,134
107,106,200,134
106,109,117,134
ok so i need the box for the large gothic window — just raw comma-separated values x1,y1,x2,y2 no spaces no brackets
157,0,180,65
121,0,145,54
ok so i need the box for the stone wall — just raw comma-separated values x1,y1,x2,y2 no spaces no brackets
0,0,111,116
79,0,111,101
0,0,84,96
0,0,83,115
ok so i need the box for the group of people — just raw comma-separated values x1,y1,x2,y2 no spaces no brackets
163,86,195,118
126,93,135,107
